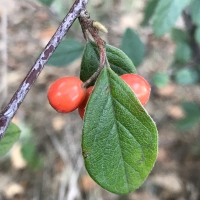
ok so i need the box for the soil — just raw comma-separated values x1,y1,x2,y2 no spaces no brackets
0,0,200,200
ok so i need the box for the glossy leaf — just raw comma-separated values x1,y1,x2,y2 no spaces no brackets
175,68,199,85
190,0,200,26
152,72,169,88
175,42,192,64
0,122,20,157
195,27,200,45
171,28,189,43
141,0,159,26
153,0,191,36
39,0,55,6
80,42,136,82
82,67,158,194
47,39,84,67
120,28,145,67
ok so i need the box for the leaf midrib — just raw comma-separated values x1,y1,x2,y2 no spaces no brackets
107,69,130,192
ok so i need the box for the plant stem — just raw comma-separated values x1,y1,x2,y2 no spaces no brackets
0,0,89,140
79,10,107,88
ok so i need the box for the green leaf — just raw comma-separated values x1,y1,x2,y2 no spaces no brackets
152,72,169,88
0,122,20,157
175,42,192,63
47,39,84,67
120,28,145,67
153,0,191,36
190,0,200,26
176,102,200,131
176,117,200,131
80,42,136,82
175,68,199,85
82,67,158,194
21,141,43,170
39,0,55,6
170,60,184,70
182,102,200,117
195,27,200,45
141,0,159,26
171,28,189,43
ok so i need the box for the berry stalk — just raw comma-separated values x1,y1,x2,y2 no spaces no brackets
78,11,107,88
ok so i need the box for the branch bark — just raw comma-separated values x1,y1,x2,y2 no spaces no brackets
0,0,89,140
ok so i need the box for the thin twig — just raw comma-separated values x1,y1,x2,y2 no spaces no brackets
0,0,89,140
65,156,83,200
58,166,70,200
47,132,68,164
0,0,8,108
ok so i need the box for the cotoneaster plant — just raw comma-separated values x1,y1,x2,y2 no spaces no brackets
0,0,158,196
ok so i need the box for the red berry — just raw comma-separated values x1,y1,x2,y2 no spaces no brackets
78,86,94,119
120,74,151,105
47,76,86,113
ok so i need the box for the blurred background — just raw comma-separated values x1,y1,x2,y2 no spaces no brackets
0,0,200,199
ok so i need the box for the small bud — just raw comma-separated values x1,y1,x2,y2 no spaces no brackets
92,21,108,33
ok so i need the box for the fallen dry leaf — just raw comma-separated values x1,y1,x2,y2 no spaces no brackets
151,173,182,194
4,183,24,199
52,116,66,132
157,148,169,163
156,84,176,97
54,158,65,173
39,27,57,46
11,143,27,170
130,191,159,200
167,105,185,119
79,175,97,192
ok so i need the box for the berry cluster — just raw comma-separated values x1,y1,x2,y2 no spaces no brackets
47,74,151,119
